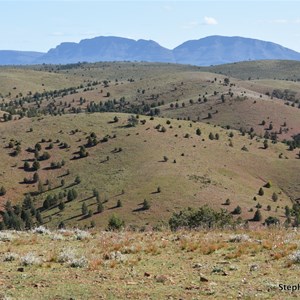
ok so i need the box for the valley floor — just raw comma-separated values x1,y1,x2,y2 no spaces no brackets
1,227,300,299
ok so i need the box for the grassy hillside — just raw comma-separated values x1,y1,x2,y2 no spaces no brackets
0,112,299,229
1,61,299,143
1,227,300,299
0,61,299,230
202,60,300,80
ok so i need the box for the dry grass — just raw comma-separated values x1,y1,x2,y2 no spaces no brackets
0,227,300,299
0,112,298,230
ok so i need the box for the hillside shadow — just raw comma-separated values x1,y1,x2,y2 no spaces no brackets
107,205,119,210
64,213,83,221
132,207,146,212
21,158,35,162
79,196,94,202
57,173,70,178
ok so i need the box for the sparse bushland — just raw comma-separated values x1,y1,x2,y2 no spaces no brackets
0,60,299,230
0,61,299,297
0,112,298,229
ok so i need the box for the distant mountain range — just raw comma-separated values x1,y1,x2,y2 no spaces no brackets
2,35,300,66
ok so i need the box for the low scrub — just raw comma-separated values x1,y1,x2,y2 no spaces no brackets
169,205,240,231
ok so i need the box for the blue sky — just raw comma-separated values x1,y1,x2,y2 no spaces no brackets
1,1,300,52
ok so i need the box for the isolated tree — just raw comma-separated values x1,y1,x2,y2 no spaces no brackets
142,199,150,210
58,221,65,229
224,198,231,205
33,172,39,183
37,180,44,194
97,202,104,213
32,160,40,171
79,146,88,158
93,189,99,198
196,128,201,136
265,181,271,188
256,202,262,209
253,209,262,221
58,200,65,211
4,200,12,212
15,145,21,156
127,115,138,127
285,206,291,218
43,198,50,210
24,161,30,171
224,77,230,85
232,205,242,215
40,151,51,160
36,211,43,224
264,216,279,226
258,187,264,196
117,199,122,208
82,202,88,216
67,189,77,201
0,186,6,196
75,175,81,185
35,143,42,151
272,192,278,202
107,214,125,231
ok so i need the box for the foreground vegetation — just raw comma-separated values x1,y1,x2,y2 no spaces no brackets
1,226,300,299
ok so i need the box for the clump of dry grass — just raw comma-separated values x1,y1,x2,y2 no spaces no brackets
0,231,15,242
20,252,41,266
32,226,51,235
229,234,250,243
288,250,300,264
57,247,88,268
57,248,76,263
68,256,88,268
3,252,19,262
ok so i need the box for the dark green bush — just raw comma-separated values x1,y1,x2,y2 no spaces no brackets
169,205,237,231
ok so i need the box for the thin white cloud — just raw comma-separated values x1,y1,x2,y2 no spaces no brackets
202,16,218,25
182,21,199,29
271,19,288,24
50,32,65,37
162,5,172,12
258,18,300,24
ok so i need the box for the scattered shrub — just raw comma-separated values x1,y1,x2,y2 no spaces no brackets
21,252,41,266
107,214,125,231
169,205,238,231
